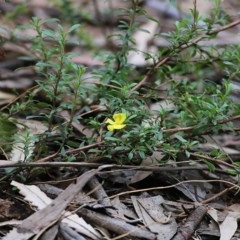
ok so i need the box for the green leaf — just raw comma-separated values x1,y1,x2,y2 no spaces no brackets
68,24,81,34
0,118,16,139
138,151,145,159
128,151,134,160
114,146,128,151
227,169,237,176
104,136,120,142
175,134,187,143
42,29,56,39
43,18,60,24
204,160,215,172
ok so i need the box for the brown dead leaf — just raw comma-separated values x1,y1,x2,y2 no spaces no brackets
0,199,13,219
3,169,100,240
132,195,177,240
127,151,163,185
220,204,240,240
0,91,16,100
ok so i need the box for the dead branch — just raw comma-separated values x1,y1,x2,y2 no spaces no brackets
171,205,208,240
78,207,156,239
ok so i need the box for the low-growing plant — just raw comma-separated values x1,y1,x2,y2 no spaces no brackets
3,0,240,168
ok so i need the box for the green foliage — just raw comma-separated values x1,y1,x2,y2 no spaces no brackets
30,18,87,131
4,0,240,167
5,4,28,20
0,116,17,154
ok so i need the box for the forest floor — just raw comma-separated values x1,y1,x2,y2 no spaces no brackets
1,1,240,240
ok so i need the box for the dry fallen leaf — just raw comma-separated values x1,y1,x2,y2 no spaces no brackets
132,195,177,240
127,152,162,184
3,169,101,240
220,204,240,240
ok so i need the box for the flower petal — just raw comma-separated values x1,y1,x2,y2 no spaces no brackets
113,113,126,124
107,124,115,131
105,118,114,124
112,124,126,129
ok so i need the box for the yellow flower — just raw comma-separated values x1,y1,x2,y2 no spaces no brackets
106,113,127,131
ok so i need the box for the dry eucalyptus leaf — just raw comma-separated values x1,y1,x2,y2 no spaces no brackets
220,204,240,240
132,195,177,240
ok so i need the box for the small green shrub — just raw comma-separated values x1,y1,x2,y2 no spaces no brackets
4,0,240,167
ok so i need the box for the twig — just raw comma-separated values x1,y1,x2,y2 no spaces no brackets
0,161,231,174
87,176,112,207
210,19,240,35
131,19,240,91
59,223,86,240
3,169,100,240
190,152,235,168
200,185,236,204
171,205,207,240
109,179,240,199
0,85,38,112
78,208,156,240
163,114,240,134
36,141,104,162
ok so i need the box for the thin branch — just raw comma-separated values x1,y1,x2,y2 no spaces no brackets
163,114,240,134
200,186,236,204
131,18,240,91
210,18,240,35
36,141,104,162
0,161,232,174
109,179,240,199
